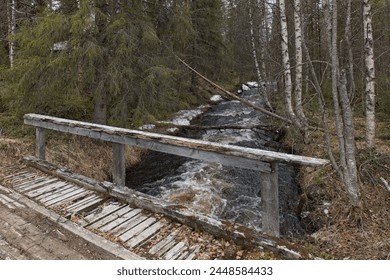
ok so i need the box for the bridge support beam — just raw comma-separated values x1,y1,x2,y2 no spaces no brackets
112,143,126,187
36,128,46,160
260,162,279,237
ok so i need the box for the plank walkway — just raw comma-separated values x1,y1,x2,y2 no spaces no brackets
0,166,204,260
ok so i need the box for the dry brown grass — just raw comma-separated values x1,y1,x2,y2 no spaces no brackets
45,136,144,182
0,137,34,175
0,135,144,182
290,118,390,259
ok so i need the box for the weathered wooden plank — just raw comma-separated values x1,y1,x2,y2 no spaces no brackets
112,143,126,187
0,185,143,260
23,157,108,194
0,194,16,209
6,174,38,186
65,195,104,215
4,170,29,180
149,230,179,256
0,237,29,260
125,221,162,248
164,241,186,260
61,193,96,209
0,217,58,259
0,194,25,209
111,213,150,236
3,170,31,180
25,181,69,198
33,183,74,201
45,189,89,207
17,178,59,193
87,206,135,230
80,202,125,227
13,177,47,190
98,209,143,232
39,186,81,204
0,206,87,260
260,162,280,237
184,245,200,260
36,127,46,160
24,114,323,170
118,217,157,242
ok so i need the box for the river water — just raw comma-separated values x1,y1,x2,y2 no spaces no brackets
126,89,304,237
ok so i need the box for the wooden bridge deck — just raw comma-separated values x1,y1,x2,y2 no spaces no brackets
0,162,311,260
1,166,204,260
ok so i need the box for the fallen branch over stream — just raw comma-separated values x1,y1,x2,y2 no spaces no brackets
174,55,293,124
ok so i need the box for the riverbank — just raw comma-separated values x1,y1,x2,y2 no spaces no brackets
279,118,390,259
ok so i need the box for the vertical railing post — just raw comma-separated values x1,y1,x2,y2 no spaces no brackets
112,143,126,187
260,162,280,237
36,127,46,160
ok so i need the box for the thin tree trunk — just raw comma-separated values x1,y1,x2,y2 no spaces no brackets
339,70,361,206
249,3,272,110
7,0,16,68
93,90,107,125
259,0,273,110
293,0,308,140
345,0,356,103
279,0,301,130
303,41,340,175
363,0,376,150
93,0,108,125
324,0,347,177
324,0,361,207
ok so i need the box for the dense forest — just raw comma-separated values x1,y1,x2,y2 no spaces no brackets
1,0,390,210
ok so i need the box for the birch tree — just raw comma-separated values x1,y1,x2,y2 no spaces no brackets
293,0,308,137
7,0,16,68
363,0,376,150
323,0,361,207
279,0,301,131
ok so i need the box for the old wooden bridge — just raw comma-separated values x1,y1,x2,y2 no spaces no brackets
0,114,328,259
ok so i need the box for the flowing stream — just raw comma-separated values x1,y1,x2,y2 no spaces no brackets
126,89,304,237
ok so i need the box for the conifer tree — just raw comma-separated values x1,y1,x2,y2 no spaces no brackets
1,0,191,127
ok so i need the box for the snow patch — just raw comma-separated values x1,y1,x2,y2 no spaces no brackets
241,84,250,91
159,106,206,126
210,95,223,102
138,124,156,130
246,81,259,88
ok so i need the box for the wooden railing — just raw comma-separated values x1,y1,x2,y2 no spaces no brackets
24,113,329,236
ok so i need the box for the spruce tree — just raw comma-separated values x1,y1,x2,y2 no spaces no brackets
1,0,192,127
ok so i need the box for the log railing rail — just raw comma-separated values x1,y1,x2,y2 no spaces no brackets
24,113,329,236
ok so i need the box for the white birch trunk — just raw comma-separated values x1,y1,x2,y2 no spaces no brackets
363,0,376,150
7,0,16,68
279,0,300,129
293,0,308,137
249,6,262,84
